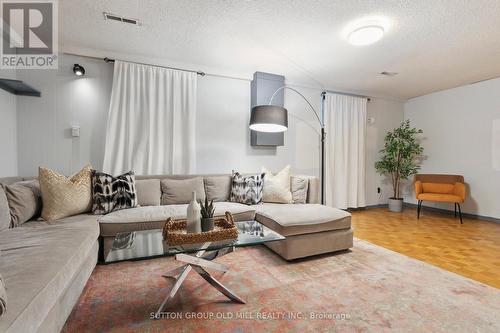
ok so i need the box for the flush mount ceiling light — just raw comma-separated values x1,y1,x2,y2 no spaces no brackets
348,25,384,46
343,16,390,46
73,64,85,76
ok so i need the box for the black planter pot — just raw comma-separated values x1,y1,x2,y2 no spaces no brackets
201,217,214,232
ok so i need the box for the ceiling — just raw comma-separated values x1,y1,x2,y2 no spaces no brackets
60,0,500,100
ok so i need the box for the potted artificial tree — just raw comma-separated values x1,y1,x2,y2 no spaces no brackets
375,120,424,212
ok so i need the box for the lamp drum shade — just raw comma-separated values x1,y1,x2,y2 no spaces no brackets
250,105,288,133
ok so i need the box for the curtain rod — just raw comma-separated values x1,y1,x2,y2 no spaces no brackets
104,58,252,82
62,52,204,76
64,53,374,91
322,90,371,101
103,57,205,76
63,52,254,81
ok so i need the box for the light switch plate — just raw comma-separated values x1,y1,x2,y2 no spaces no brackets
71,126,80,137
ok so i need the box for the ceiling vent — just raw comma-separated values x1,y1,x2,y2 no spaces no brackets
380,71,398,77
103,12,141,26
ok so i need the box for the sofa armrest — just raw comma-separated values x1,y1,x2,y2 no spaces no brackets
414,180,423,198
453,182,466,202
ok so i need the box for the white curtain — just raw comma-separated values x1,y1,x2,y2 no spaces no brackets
324,93,367,209
103,61,197,175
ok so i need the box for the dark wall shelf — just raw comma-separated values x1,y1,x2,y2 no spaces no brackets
0,78,41,97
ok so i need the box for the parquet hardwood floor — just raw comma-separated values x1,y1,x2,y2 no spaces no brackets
351,207,500,289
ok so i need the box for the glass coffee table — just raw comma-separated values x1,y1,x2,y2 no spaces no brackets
105,220,285,317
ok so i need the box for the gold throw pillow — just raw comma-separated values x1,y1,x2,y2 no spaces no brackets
39,165,92,221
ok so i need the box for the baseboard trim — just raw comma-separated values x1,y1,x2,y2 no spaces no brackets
353,203,500,224
365,204,388,209
403,202,500,224
348,204,387,211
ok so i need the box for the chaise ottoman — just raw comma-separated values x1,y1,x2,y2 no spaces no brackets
254,203,353,260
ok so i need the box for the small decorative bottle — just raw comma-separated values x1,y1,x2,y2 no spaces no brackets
186,191,201,233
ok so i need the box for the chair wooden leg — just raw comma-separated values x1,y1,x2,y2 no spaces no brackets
457,203,463,224
417,200,422,219
454,203,457,217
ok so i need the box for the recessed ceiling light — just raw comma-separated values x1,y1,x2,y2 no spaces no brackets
348,25,384,46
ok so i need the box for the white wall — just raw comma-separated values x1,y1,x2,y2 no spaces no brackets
404,77,500,219
196,77,321,178
14,53,404,208
16,54,113,176
197,75,404,205
366,98,406,205
0,69,18,177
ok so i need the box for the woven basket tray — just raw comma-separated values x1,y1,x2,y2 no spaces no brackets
162,211,238,246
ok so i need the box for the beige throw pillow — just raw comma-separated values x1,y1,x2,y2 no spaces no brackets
5,180,42,227
39,165,92,221
291,176,309,204
262,165,293,204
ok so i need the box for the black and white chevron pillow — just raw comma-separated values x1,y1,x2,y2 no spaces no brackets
91,170,138,215
230,171,265,205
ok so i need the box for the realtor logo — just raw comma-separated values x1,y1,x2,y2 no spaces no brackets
1,0,58,69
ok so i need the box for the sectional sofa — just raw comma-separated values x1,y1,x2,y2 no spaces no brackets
0,177,99,333
0,173,352,333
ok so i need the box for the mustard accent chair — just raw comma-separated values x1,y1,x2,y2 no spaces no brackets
414,174,466,223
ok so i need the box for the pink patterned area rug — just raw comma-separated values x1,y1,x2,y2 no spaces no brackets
63,239,500,332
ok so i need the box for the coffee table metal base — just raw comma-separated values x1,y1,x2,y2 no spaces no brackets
155,242,245,317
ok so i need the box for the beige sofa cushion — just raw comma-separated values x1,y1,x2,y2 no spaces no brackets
39,166,92,221
136,179,161,206
0,185,10,231
161,177,205,205
0,214,99,333
291,176,308,204
98,202,256,236
254,203,351,237
204,176,231,202
5,181,42,227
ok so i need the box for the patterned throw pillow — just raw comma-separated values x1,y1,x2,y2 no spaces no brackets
39,165,92,221
230,171,265,205
91,171,138,215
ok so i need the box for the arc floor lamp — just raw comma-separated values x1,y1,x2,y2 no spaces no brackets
249,87,326,204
